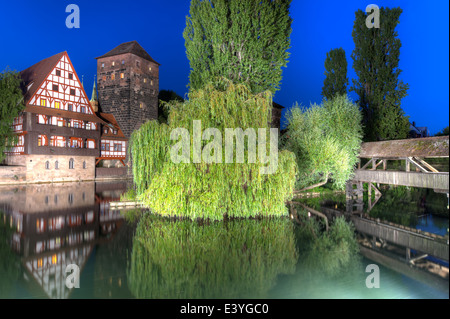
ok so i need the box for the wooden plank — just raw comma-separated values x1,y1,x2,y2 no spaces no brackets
359,136,449,158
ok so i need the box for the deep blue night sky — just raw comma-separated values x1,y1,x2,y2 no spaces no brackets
1,0,448,134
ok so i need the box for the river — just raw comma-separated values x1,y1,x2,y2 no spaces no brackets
0,181,447,299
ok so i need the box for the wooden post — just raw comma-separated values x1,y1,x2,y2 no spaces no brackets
406,158,410,172
383,159,387,171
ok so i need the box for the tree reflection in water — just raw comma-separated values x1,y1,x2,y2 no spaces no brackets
127,215,298,298
127,211,361,299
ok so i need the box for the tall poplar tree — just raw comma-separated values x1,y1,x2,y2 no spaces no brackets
322,48,348,100
0,69,24,161
183,0,292,94
351,7,410,141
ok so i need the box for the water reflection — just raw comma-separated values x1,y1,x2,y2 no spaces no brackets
127,215,298,299
0,181,129,299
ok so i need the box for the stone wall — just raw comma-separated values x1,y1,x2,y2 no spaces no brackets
24,154,96,183
0,165,26,184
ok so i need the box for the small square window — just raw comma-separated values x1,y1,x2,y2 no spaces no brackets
120,73,124,79
56,70,61,76
70,89,75,95
101,63,105,68
149,67,152,72
52,84,59,91
68,73,73,80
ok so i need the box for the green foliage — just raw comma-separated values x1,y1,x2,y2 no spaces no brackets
283,94,363,190
350,7,410,141
435,126,449,136
129,120,172,195
322,48,348,100
0,69,25,161
158,89,184,124
130,82,298,220
127,214,298,298
183,0,292,94
120,188,137,201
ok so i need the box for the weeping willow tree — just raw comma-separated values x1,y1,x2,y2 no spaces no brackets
283,94,363,191
130,81,297,220
127,214,298,299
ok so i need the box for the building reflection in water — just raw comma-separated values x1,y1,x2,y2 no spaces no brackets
0,181,129,299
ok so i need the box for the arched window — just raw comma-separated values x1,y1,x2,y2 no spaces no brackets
45,161,50,170
55,161,59,170
68,193,73,204
69,158,74,169
83,161,86,169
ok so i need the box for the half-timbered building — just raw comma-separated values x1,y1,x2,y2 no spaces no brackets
4,52,106,182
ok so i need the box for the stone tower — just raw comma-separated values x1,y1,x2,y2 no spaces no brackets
95,41,160,138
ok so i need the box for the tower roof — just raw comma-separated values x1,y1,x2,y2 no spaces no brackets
95,40,160,65
90,79,97,102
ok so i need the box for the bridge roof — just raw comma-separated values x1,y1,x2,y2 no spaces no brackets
359,136,449,158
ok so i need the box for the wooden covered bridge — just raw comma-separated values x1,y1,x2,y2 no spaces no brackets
347,136,449,209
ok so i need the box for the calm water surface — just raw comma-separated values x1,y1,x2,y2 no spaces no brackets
0,182,448,299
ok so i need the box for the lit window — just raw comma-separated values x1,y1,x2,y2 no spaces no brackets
149,67,152,71
53,84,58,91
101,63,105,68
140,102,143,109
112,61,115,66
55,101,60,109
120,73,124,79
150,80,153,86
52,254,57,264
40,99,46,106
144,78,147,83
111,73,115,80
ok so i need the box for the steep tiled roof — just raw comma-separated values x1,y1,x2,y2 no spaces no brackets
20,52,65,103
95,40,160,65
97,113,127,140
